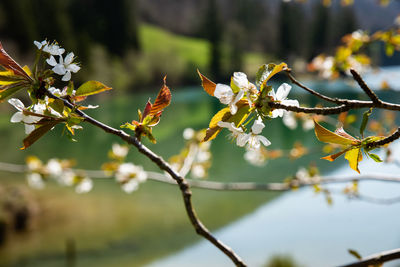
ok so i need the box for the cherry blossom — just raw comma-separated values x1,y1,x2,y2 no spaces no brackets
269,83,299,118
47,52,80,81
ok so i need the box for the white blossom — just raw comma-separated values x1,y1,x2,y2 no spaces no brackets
115,163,147,184
269,83,299,118
217,121,247,147
282,112,298,130
27,173,45,189
191,164,206,178
112,143,129,158
214,84,244,115
237,118,271,149
244,148,267,166
47,52,80,81
34,40,65,55
183,128,195,140
121,179,139,193
8,98,42,134
75,178,93,194
46,159,63,176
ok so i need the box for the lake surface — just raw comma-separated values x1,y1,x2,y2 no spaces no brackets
147,144,400,267
0,83,399,266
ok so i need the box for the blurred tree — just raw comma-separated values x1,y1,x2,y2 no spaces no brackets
308,2,331,59
330,5,358,47
0,0,38,51
202,0,223,80
277,1,307,62
69,0,140,58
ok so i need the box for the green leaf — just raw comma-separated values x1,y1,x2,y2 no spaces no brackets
67,81,74,96
348,249,362,260
50,99,65,115
75,81,112,97
360,108,372,137
368,152,383,162
120,122,137,132
21,121,59,150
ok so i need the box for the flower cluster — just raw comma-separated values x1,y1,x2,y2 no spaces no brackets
169,128,212,178
25,156,92,193
35,40,80,81
102,143,148,193
0,40,111,149
200,64,299,161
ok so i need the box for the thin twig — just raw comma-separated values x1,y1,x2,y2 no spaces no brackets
46,92,247,267
286,71,347,104
367,127,400,148
338,248,400,267
350,69,381,104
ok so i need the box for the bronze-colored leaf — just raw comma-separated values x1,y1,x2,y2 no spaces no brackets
149,76,171,116
21,121,59,150
321,150,347,162
197,69,216,96
0,42,32,82
314,120,358,146
142,100,152,120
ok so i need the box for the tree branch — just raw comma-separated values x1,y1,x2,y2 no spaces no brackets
366,127,400,148
350,69,381,104
47,92,247,267
338,248,400,267
286,71,347,104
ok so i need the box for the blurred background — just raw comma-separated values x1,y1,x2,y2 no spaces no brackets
1,0,400,267
0,0,400,90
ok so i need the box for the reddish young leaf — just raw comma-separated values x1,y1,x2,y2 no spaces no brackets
197,69,216,96
0,42,32,82
21,121,59,150
142,100,153,120
149,76,171,116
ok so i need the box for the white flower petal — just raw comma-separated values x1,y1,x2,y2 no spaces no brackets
229,89,245,115
53,64,66,75
282,99,299,107
233,72,248,90
214,84,234,105
257,135,271,147
282,112,297,130
75,178,93,194
10,112,23,123
275,83,291,101
271,109,284,118
183,128,195,140
64,52,74,65
25,124,36,135
46,56,58,67
67,63,80,73
236,133,250,147
122,180,139,193
251,118,265,135
34,40,45,49
62,71,71,81
8,98,25,111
